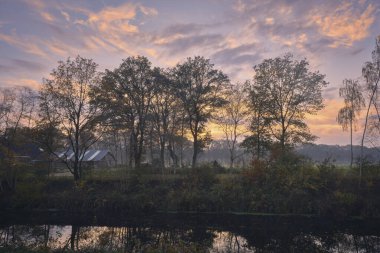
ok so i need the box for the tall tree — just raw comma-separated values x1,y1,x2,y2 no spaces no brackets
150,68,180,171
94,56,156,168
337,79,365,168
251,54,327,152
360,35,380,183
171,56,229,168
39,56,103,181
214,83,249,168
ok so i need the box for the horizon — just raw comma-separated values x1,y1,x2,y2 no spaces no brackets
1,0,380,145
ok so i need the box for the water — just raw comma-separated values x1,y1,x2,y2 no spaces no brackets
1,212,380,252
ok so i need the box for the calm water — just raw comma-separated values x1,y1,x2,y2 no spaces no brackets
1,212,380,252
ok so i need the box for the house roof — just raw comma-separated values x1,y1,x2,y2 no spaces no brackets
55,149,112,162
0,142,46,160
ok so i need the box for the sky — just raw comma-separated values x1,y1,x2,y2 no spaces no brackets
0,0,379,145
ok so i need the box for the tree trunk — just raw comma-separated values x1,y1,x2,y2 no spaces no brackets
360,82,378,187
160,137,166,173
129,132,134,168
281,121,286,152
168,142,178,168
192,132,198,168
350,118,353,169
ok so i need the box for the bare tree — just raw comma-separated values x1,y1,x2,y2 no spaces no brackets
0,87,38,190
337,79,365,168
39,56,103,181
214,83,249,168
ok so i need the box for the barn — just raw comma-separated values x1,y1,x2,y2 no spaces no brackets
54,149,116,169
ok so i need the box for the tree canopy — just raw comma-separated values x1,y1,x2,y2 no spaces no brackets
246,54,328,152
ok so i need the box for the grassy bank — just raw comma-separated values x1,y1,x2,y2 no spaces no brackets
1,158,380,218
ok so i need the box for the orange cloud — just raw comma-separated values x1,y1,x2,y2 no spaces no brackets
40,12,54,22
73,2,158,55
265,17,275,25
87,3,138,34
310,2,375,47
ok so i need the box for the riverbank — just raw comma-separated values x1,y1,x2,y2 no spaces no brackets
1,161,380,218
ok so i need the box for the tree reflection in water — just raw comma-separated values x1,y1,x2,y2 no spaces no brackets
1,221,380,252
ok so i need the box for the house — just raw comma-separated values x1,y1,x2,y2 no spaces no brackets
54,149,116,169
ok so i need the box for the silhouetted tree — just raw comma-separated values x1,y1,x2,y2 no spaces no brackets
94,56,156,168
244,80,273,161
0,86,37,190
171,56,229,167
150,68,180,170
214,83,249,168
337,79,365,168
250,54,327,152
39,56,103,181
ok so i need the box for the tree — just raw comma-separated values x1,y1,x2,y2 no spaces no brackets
94,56,156,168
150,68,180,171
243,80,273,161
171,56,229,168
214,83,249,168
0,86,37,190
337,79,365,168
39,56,103,181
360,35,380,183
250,54,327,152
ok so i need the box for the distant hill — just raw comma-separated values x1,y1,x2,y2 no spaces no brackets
199,141,380,166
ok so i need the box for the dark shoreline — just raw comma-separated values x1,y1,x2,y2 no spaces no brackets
2,209,380,232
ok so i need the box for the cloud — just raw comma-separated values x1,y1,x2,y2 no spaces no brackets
40,12,54,22
0,64,13,72
11,59,45,72
160,34,224,55
161,23,205,37
86,3,139,34
139,5,158,16
61,11,70,22
68,2,158,55
145,48,158,58
265,17,274,25
24,0,56,23
0,78,41,90
1,1,160,59
310,2,376,47
211,43,261,65
0,33,47,58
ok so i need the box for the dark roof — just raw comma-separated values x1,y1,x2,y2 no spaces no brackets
55,149,112,162
0,142,45,160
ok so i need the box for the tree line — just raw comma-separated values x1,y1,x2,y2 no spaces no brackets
0,36,379,184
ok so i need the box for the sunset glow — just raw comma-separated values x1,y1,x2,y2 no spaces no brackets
1,0,379,145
